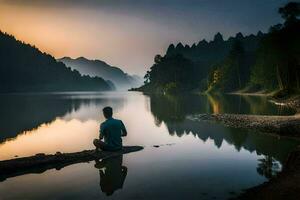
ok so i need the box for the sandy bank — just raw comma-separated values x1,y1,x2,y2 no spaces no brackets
188,113,300,137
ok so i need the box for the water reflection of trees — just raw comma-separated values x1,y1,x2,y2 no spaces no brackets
149,94,209,126
257,156,281,179
149,94,294,127
0,93,125,142
148,94,300,164
206,93,295,115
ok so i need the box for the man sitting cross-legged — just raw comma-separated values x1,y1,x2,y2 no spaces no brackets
93,106,127,151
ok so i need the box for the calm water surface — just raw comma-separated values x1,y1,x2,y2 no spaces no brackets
0,92,299,200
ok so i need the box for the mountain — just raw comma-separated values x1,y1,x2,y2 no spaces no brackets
0,31,113,92
58,57,143,90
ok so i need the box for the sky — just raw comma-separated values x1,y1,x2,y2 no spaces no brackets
0,0,290,75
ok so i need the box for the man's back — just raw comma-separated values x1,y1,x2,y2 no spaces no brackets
100,118,126,150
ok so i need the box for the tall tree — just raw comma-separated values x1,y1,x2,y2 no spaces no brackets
251,2,300,91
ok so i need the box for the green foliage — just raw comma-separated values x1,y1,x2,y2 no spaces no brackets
0,31,112,92
279,2,300,20
164,82,179,94
250,41,278,90
207,40,255,92
144,54,198,93
251,4,300,91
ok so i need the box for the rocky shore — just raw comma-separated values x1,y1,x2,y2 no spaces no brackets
188,113,300,137
188,95,300,137
270,95,300,113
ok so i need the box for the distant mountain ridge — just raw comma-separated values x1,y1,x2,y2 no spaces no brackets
0,31,113,92
58,57,142,90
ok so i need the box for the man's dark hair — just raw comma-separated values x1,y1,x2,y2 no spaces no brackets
103,106,113,119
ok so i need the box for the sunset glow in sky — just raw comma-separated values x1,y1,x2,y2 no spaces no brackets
0,0,288,75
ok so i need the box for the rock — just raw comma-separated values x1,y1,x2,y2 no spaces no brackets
0,146,143,181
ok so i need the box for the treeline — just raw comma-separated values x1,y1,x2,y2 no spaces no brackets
0,32,113,92
251,3,300,92
138,2,300,95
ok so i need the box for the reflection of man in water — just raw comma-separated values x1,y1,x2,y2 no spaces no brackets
93,106,127,151
94,155,128,196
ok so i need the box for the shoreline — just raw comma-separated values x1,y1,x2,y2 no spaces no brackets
188,113,300,199
228,91,271,97
188,95,300,199
235,145,300,200
230,91,300,111
188,113,300,138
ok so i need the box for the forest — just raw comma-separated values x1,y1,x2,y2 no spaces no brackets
138,2,300,96
0,32,113,92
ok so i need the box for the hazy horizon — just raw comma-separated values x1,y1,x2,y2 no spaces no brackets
0,0,289,76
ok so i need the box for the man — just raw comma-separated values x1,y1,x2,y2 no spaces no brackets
93,106,127,151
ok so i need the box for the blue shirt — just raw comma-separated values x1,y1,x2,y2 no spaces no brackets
100,118,127,150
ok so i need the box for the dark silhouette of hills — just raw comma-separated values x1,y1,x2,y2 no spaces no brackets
139,2,300,94
58,57,142,90
0,31,113,93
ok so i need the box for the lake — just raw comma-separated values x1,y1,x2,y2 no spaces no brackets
0,91,299,200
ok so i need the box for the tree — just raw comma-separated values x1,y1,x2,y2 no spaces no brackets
228,40,245,89
207,40,248,92
144,71,150,84
154,54,163,64
143,54,198,94
257,156,280,179
279,2,300,21
251,2,300,91
213,32,224,43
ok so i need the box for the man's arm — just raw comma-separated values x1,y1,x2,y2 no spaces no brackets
99,123,105,140
120,121,127,137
